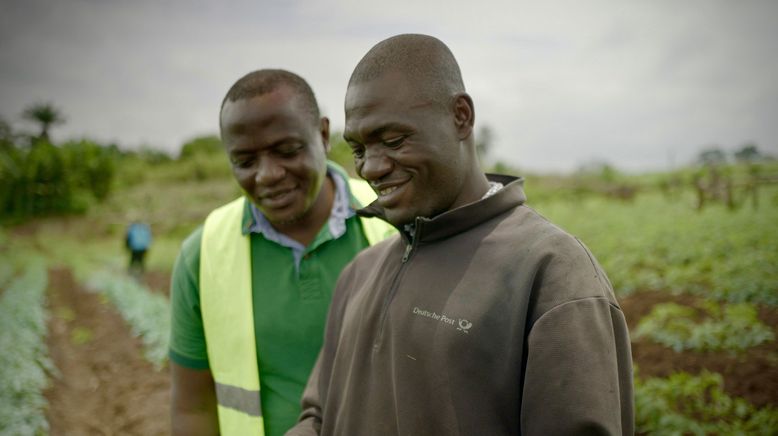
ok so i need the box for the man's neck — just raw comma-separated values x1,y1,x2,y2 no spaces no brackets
451,170,492,210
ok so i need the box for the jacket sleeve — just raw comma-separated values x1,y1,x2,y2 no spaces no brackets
521,297,634,435
519,231,634,435
284,352,324,435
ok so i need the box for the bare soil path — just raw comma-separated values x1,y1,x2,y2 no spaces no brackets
45,267,170,436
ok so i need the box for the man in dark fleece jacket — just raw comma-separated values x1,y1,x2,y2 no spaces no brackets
287,34,634,436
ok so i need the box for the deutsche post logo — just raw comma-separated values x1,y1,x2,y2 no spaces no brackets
457,319,472,333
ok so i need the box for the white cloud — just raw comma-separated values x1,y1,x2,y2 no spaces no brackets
1,0,776,170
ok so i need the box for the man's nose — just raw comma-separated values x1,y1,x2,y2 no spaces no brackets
359,147,393,182
255,156,285,185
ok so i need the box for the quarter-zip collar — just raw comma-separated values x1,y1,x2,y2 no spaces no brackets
357,174,527,245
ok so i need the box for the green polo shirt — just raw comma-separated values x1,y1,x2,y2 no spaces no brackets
169,180,371,436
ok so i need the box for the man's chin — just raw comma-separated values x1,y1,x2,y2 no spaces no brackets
263,205,313,228
267,212,306,227
384,209,414,228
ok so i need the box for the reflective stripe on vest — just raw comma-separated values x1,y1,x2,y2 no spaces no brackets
199,178,393,436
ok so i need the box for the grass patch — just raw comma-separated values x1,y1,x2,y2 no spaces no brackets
70,326,94,345
54,306,75,322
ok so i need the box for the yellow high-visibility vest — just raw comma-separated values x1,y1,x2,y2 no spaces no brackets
200,178,393,436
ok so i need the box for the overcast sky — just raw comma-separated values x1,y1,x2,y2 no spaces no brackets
1,0,776,173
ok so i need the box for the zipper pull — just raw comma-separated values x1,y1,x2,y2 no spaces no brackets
402,243,412,263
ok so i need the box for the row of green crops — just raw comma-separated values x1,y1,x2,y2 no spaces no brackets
7,226,172,369
0,257,55,436
532,188,778,305
85,271,170,369
633,301,774,353
0,260,13,289
635,370,778,435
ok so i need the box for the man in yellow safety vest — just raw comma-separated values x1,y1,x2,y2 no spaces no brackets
169,69,393,436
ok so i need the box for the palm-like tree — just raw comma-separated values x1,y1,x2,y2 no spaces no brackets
22,103,65,141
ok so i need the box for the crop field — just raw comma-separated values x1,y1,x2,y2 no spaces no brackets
1,165,776,435
529,186,778,434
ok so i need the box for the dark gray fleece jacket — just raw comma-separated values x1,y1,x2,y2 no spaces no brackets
287,175,634,436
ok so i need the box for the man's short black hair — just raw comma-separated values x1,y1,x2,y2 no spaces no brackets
220,69,321,125
348,34,466,106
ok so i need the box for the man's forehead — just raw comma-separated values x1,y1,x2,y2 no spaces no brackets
222,88,316,130
346,73,432,117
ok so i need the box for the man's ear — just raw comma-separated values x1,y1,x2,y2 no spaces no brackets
320,117,331,153
453,93,475,140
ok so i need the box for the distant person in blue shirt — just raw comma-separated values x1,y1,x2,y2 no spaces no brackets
126,220,152,277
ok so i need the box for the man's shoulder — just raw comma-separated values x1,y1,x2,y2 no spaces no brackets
483,203,599,275
180,197,247,261
505,205,619,313
181,225,204,254
176,225,204,274
207,197,247,220
500,203,578,246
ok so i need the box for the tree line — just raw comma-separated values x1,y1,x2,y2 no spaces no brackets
0,103,239,223
3,102,774,222
1,104,117,222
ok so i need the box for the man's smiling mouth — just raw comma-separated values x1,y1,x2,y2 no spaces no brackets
379,186,399,196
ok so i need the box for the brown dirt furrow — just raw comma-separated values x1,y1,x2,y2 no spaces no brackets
44,267,170,436
143,270,171,296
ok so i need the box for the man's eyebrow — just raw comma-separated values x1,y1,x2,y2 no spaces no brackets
229,150,252,158
344,123,406,143
230,134,304,151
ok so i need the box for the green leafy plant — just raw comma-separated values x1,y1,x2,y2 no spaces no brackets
633,301,774,352
635,370,778,435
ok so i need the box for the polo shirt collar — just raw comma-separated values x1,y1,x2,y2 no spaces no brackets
240,164,355,269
